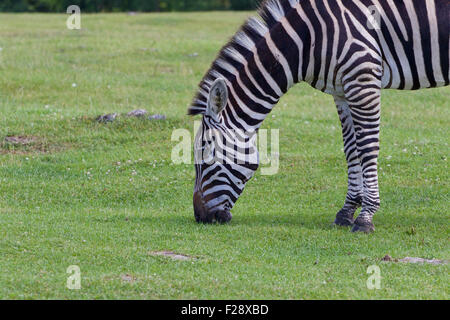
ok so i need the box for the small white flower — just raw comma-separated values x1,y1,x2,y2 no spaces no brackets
72,83,77,88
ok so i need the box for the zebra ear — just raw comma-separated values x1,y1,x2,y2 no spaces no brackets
207,78,228,117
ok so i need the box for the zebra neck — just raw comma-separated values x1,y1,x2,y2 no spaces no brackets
211,3,313,131
189,1,315,129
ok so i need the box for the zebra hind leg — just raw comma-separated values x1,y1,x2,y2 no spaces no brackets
334,98,363,227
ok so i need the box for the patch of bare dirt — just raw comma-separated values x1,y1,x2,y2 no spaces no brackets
1,135,66,154
149,251,195,261
382,255,448,265
93,111,166,123
4,135,39,145
398,257,449,265
1,135,44,154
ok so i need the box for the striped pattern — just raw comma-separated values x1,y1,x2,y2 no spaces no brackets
189,0,449,231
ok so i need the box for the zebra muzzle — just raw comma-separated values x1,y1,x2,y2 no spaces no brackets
193,191,232,224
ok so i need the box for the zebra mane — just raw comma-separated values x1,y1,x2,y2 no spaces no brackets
188,0,299,116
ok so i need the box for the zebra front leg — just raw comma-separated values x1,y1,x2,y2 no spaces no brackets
345,81,382,233
334,97,363,227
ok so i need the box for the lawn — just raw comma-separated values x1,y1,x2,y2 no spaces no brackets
0,12,448,299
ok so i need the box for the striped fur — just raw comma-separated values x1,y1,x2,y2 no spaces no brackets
189,0,449,231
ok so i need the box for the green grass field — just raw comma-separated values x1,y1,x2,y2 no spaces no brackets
0,12,448,299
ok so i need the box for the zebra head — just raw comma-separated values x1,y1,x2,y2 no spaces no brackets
191,78,259,224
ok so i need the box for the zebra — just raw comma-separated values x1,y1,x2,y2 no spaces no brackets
188,0,449,232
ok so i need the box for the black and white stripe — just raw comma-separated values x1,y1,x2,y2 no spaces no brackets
189,0,449,231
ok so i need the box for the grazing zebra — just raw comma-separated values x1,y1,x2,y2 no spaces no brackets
188,0,449,232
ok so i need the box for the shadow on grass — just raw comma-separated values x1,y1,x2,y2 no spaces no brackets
128,211,338,231
123,209,448,234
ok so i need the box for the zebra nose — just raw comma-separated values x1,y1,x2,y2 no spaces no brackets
193,191,213,223
193,191,232,224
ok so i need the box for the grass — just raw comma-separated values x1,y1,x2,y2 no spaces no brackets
0,12,448,300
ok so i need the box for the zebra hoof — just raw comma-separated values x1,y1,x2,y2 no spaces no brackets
351,217,375,233
334,209,354,227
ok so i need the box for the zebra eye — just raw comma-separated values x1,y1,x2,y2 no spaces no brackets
207,78,228,116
